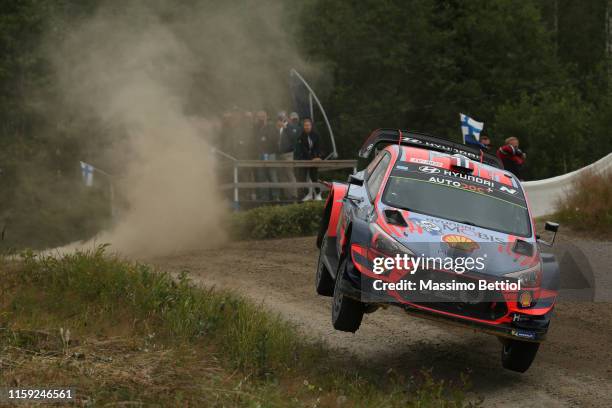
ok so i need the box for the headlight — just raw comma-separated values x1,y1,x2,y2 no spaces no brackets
369,223,415,256
504,262,541,288
369,224,415,276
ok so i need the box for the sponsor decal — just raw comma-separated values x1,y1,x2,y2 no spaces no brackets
428,176,494,194
500,185,518,195
511,329,537,340
391,162,527,205
442,169,494,187
401,137,481,160
409,157,444,167
418,220,441,233
442,234,480,252
399,162,524,199
402,137,421,144
512,313,530,322
439,220,507,243
418,166,441,174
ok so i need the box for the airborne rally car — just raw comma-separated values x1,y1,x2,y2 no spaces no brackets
315,130,560,373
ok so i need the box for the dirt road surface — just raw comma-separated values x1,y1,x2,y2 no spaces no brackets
152,234,612,407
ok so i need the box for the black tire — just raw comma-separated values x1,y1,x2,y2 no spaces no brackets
501,339,540,373
331,258,364,332
315,235,334,296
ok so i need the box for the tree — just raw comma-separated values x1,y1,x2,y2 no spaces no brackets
299,0,569,160
493,88,593,179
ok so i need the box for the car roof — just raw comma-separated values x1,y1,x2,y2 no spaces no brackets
385,144,518,188
360,129,503,168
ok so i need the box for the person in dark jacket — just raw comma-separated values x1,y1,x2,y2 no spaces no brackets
253,110,279,201
295,118,322,200
479,134,491,151
278,112,301,200
497,136,526,179
280,112,301,155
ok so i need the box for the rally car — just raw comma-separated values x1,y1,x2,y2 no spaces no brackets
315,129,560,373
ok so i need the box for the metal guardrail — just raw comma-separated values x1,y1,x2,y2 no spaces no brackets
218,159,357,208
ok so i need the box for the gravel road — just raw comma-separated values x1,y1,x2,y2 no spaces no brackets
152,233,612,407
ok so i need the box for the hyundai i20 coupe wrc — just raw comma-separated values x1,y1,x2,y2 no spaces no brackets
315,130,560,373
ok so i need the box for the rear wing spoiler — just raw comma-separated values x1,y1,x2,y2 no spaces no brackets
359,129,503,169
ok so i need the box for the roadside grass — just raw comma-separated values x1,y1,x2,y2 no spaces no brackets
0,247,479,407
552,171,612,239
230,201,325,240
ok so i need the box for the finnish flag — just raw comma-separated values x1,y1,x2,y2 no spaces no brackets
460,113,484,147
80,161,95,187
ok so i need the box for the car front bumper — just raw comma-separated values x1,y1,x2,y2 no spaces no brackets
337,275,551,343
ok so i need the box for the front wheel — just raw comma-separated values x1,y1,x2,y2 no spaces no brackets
501,339,540,373
331,258,364,333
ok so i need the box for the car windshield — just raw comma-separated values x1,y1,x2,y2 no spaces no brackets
383,175,531,237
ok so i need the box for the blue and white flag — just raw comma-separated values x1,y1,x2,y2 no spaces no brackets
460,113,484,147
80,161,95,187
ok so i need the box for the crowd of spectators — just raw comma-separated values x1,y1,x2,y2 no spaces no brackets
218,111,529,204
218,108,322,202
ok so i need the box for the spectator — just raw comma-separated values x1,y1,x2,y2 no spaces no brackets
295,118,322,201
278,112,299,200
479,134,491,151
231,110,254,160
253,110,279,201
286,111,301,134
497,136,526,179
277,110,288,126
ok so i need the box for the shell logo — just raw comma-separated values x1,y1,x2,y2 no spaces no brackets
442,234,480,252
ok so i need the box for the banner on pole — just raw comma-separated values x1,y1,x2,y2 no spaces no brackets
80,161,95,187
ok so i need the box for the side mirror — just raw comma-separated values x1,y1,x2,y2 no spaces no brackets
348,173,364,186
346,173,365,203
538,221,560,247
545,221,559,233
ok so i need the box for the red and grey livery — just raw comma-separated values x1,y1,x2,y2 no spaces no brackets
315,129,560,373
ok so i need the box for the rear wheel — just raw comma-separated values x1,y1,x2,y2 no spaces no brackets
315,234,334,296
501,339,540,373
331,258,364,332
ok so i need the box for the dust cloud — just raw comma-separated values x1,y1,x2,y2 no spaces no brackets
49,0,310,256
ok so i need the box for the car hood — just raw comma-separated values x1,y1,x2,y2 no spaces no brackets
377,205,539,276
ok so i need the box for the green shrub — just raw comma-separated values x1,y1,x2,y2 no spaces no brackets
230,201,325,240
554,171,612,236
